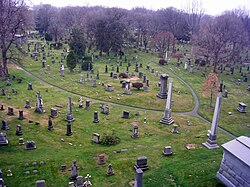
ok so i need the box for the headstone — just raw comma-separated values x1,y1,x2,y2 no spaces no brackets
190,65,194,73
143,74,146,83
139,72,143,78
122,111,130,119
25,140,36,150
106,164,114,176
223,90,228,98
1,89,5,96
92,133,100,144
151,68,154,73
76,176,84,187
1,120,9,130
93,111,99,123
6,79,11,86
7,107,14,116
184,61,188,70
66,122,72,136
105,65,108,73
146,80,149,87
46,65,50,71
110,72,113,77
35,91,45,114
50,108,58,118
18,110,24,120
36,180,46,187
0,132,8,145
157,74,168,99
97,154,105,165
123,80,132,95
48,117,53,131
237,102,247,113
25,100,31,108
160,80,174,125
65,97,75,122
85,100,91,110
134,168,143,187
134,156,149,171
16,124,23,135
83,174,92,187
69,160,78,180
162,146,173,156
216,136,250,187
27,83,33,90
171,124,179,134
202,92,222,149
155,71,159,77
131,124,139,138
19,137,24,145
116,66,119,73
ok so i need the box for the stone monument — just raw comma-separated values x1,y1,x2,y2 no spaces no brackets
157,74,168,99
65,97,75,122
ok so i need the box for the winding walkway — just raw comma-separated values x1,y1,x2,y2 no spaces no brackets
15,62,236,138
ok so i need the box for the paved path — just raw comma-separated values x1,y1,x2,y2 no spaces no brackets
15,62,236,138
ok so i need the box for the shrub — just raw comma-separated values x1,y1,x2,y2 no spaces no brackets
172,51,184,60
81,55,92,71
159,59,167,65
44,33,52,41
132,82,143,90
99,134,120,146
119,73,129,78
50,42,63,50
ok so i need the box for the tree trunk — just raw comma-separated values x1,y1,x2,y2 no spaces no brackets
0,50,9,79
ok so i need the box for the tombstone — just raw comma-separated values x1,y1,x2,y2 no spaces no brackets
97,154,105,165
93,111,99,123
25,140,36,150
92,81,97,88
123,80,132,95
69,160,78,180
18,110,24,120
0,132,8,145
96,72,99,80
237,102,247,113
122,111,130,119
48,117,53,131
65,97,75,122
231,67,234,74
1,89,5,96
160,81,174,125
7,94,11,100
162,146,173,156
247,84,250,91
6,169,12,177
7,107,14,116
36,180,46,187
35,91,45,114
157,74,168,99
6,79,11,86
202,92,222,149
50,108,58,118
134,168,143,187
27,83,33,90
134,156,149,171
83,174,92,187
113,73,117,79
121,81,126,88
76,176,84,187
190,65,194,73
106,164,114,176
223,90,228,98
138,72,142,79
146,65,150,70
46,65,50,71
105,65,108,73
184,61,188,70
135,65,139,72
110,72,113,77
139,63,142,68
42,60,46,68
66,122,72,136
85,100,91,110
116,66,119,73
155,71,159,77
60,65,65,77
143,74,146,83
146,80,149,87
0,177,5,187
171,124,179,134
244,77,248,82
0,104,4,111
16,124,23,136
1,120,9,130
126,66,129,73
131,124,139,138
92,133,100,144
151,68,154,73
216,136,250,187
19,138,24,145
25,100,31,108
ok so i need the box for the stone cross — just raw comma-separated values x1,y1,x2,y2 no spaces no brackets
202,92,222,149
160,80,174,125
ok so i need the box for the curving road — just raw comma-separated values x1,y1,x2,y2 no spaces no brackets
14,62,236,138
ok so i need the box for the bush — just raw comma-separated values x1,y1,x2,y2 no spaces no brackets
81,55,92,71
44,33,52,41
50,42,63,50
159,59,167,65
119,73,129,78
99,134,120,146
132,82,143,90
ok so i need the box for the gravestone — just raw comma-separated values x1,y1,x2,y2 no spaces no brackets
48,117,53,131
7,107,14,116
143,74,146,83
134,156,149,171
190,65,194,73
97,154,105,165
171,124,179,133
110,72,113,77
184,61,188,70
134,168,143,187
66,122,72,136
157,74,168,99
69,160,78,180
27,83,33,90
105,65,108,73
202,92,222,149
65,97,75,122
6,79,11,86
139,72,143,78
160,80,174,125
19,138,24,145
35,91,45,114
85,100,91,110
18,110,24,120
50,108,58,118
123,80,132,95
0,132,8,145
93,111,99,123
1,120,9,130
36,180,46,187
92,133,100,144
25,140,36,150
83,174,92,187
1,89,5,96
25,100,31,108
237,102,247,113
131,124,139,138
122,111,130,119
16,124,23,136
162,146,173,156
106,164,114,176
126,66,129,73
216,136,250,187
0,104,4,110
76,176,83,187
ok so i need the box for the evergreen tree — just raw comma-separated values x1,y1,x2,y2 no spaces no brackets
66,51,77,72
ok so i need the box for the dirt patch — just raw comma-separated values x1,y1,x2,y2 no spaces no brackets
8,64,22,70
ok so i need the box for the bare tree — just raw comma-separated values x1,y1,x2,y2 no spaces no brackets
0,0,28,79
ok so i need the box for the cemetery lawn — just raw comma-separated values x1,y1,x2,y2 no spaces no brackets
0,68,233,187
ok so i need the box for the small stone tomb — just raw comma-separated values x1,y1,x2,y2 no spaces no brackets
0,132,8,145
162,146,173,156
106,84,114,92
134,156,149,171
122,111,130,119
237,102,247,113
25,140,36,150
217,136,250,187
36,180,46,187
7,107,14,116
50,108,58,118
1,120,9,130
16,124,23,136
92,133,100,144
